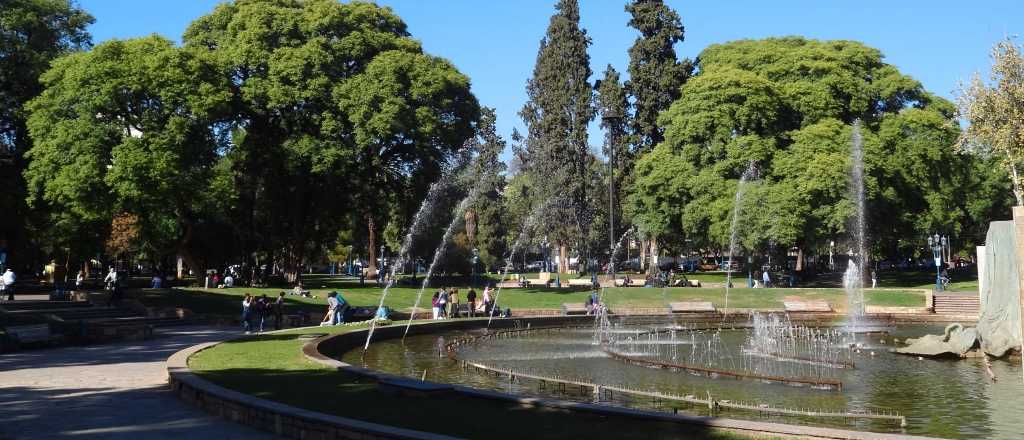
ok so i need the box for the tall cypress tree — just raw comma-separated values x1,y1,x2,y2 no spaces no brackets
520,0,595,274
625,0,692,154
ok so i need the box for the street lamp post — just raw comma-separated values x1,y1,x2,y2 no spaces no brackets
927,234,946,291
602,111,623,281
829,240,835,272
378,244,385,283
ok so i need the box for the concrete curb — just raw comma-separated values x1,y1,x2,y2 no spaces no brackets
166,327,463,440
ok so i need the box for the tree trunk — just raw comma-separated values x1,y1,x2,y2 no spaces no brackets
796,247,804,272
559,244,569,274
639,239,647,273
366,214,378,277
648,239,659,274
465,209,477,245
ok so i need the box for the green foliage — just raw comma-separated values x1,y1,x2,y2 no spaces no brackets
0,0,92,265
625,0,691,154
629,37,1012,259
519,0,596,262
956,37,1024,205
25,36,230,261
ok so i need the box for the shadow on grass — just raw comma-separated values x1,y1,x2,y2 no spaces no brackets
194,367,746,440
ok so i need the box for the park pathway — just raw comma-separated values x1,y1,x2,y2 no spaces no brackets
0,326,275,439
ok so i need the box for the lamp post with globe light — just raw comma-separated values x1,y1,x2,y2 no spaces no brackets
927,234,946,291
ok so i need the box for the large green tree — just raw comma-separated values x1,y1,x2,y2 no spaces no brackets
183,0,478,280
519,0,595,273
628,37,1011,264
625,0,691,155
24,36,231,272
0,0,92,268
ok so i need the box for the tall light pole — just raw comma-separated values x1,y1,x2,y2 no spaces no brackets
602,111,622,280
928,234,946,291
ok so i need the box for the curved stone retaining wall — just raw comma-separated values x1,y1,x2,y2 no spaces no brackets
168,314,948,440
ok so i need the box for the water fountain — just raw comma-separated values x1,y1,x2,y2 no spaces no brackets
402,182,488,338
363,180,446,349
724,162,758,315
844,120,867,330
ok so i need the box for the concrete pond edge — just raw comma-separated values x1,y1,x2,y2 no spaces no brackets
168,313,952,440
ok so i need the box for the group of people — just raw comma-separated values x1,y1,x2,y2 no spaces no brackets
320,291,349,326
241,292,285,334
584,289,604,315
431,286,496,319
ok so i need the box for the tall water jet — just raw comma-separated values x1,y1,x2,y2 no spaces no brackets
363,180,446,350
403,182,487,339
486,200,553,327
844,120,867,329
724,162,758,316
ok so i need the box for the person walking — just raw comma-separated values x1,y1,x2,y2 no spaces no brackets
466,288,477,317
75,270,85,290
482,286,492,315
438,288,449,319
1,268,15,301
255,294,270,333
274,292,285,330
241,293,253,334
762,270,771,288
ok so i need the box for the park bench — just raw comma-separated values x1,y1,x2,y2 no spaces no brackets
525,272,552,287
567,278,595,287
783,299,833,313
562,303,589,315
6,324,54,344
667,301,716,313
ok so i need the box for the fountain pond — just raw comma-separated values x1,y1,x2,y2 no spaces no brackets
338,316,1023,439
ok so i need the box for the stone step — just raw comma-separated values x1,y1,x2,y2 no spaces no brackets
1,301,92,311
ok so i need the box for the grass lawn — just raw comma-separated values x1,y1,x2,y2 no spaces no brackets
135,274,926,318
188,324,764,440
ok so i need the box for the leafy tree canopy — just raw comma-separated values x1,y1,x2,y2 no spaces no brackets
629,37,1011,259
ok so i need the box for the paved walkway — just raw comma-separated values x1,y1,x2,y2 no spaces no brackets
0,326,275,439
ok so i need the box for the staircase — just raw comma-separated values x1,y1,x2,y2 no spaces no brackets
1,300,190,327
932,292,980,316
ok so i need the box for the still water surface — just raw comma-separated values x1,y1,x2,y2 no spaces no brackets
340,321,1022,439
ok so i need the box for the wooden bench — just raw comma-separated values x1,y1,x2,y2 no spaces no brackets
783,300,832,313
562,303,589,315
6,324,53,344
567,278,595,287
668,301,716,313
614,279,638,287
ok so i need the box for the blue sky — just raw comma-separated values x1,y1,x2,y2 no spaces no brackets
79,0,1022,154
